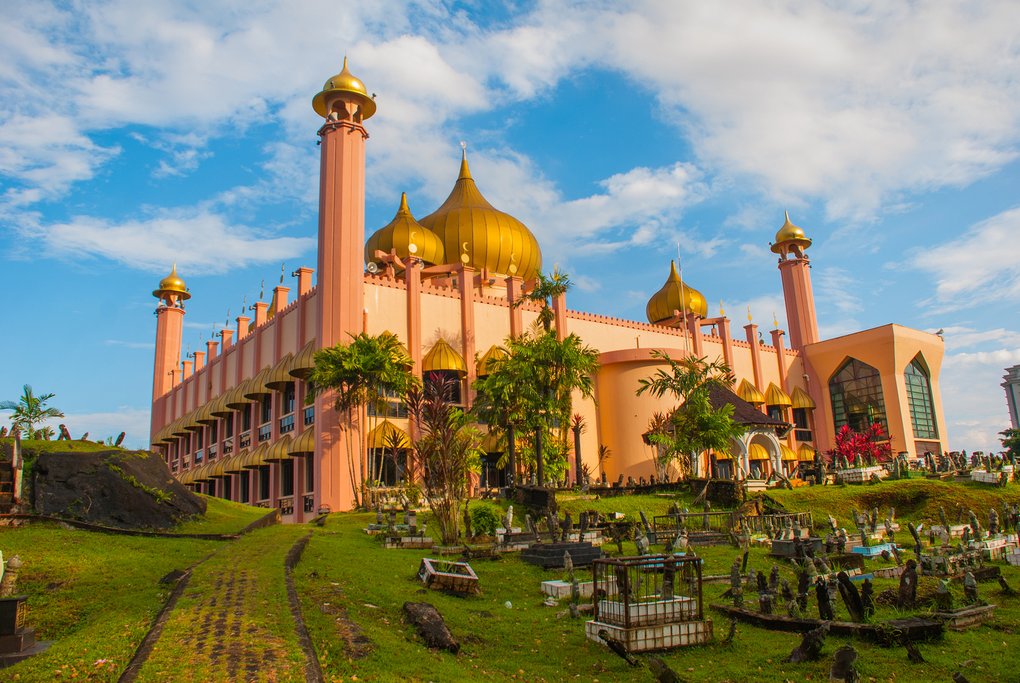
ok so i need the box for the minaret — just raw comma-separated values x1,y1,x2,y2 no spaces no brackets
151,265,189,401
311,58,376,511
771,212,819,350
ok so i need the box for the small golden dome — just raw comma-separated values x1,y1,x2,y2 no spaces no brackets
153,264,191,301
645,260,708,324
476,344,508,377
422,337,467,376
764,382,792,407
312,57,376,120
771,211,812,254
365,193,446,267
418,151,542,280
736,378,765,405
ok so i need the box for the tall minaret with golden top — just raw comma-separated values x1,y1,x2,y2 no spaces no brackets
312,58,376,511
771,212,819,350
151,264,189,401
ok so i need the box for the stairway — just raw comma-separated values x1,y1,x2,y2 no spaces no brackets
0,461,14,512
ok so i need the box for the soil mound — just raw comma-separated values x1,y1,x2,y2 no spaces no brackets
31,449,205,529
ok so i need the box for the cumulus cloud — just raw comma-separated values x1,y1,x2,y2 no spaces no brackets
26,209,314,274
910,207,1020,308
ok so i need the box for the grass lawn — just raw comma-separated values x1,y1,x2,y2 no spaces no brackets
5,479,1020,682
3,496,267,682
173,495,271,535
296,483,1020,683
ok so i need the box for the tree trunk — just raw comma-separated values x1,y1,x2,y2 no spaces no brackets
507,425,516,488
535,428,544,487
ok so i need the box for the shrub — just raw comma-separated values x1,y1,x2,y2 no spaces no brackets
470,502,502,537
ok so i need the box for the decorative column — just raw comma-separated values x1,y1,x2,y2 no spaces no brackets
406,260,423,379
505,276,524,339
459,265,477,408
771,213,819,351
312,58,376,512
744,323,763,391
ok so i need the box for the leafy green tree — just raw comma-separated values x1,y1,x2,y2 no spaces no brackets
636,351,745,478
474,329,599,486
1001,428,1020,462
307,332,418,508
1,385,64,437
406,375,483,544
517,268,571,333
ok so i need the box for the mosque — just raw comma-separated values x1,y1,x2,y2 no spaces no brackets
148,59,949,520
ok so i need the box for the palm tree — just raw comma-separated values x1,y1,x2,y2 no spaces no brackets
636,351,744,478
406,375,483,544
473,329,599,486
515,268,570,333
1,385,64,437
307,332,418,508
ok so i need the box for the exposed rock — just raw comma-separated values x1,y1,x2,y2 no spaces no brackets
32,449,205,529
402,601,459,653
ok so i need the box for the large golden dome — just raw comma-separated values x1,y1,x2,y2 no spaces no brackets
366,193,445,267
646,260,707,324
312,57,376,120
153,264,190,301
771,211,812,254
418,152,542,280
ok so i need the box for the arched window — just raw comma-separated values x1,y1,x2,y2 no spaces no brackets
905,355,938,439
828,358,887,432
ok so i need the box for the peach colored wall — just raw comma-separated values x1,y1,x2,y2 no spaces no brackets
803,324,947,457
364,281,409,340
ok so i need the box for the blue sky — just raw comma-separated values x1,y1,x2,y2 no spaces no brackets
1,1,1019,451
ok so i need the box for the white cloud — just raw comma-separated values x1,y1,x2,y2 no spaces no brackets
47,407,152,450
25,209,314,274
104,339,154,350
910,207,1020,308
815,267,864,316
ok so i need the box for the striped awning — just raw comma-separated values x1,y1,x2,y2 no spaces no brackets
765,383,792,408
367,420,410,449
780,444,798,461
748,443,769,460
791,387,816,410
211,394,234,419
225,382,253,411
737,379,765,405
242,442,270,469
423,338,466,376
265,435,294,463
224,450,249,473
476,345,508,378
289,339,317,380
196,400,219,426
243,366,273,400
192,461,213,482
289,426,315,456
265,353,296,391
798,444,817,462
172,416,193,437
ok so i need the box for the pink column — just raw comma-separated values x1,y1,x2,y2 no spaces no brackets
193,350,206,373
718,318,734,370
295,267,314,296
459,265,477,408
778,258,819,350
273,286,290,315
505,276,524,339
552,292,568,341
406,260,423,379
744,323,763,391
687,315,703,356
770,329,788,388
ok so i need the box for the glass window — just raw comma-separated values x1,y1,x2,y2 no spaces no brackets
225,413,234,439
792,407,813,441
905,356,938,439
259,465,271,500
280,460,295,497
282,382,296,415
239,471,250,503
241,404,252,431
260,395,272,425
424,371,462,405
829,358,887,432
305,457,314,492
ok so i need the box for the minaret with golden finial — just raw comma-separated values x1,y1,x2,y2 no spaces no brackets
770,211,819,349
311,57,376,512
151,264,190,401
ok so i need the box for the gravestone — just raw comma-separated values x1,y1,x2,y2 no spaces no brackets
898,560,918,609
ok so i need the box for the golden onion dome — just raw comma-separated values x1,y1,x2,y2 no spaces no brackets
366,193,446,268
153,264,190,301
312,56,376,120
422,337,467,376
645,260,708,325
736,378,766,405
418,151,542,280
770,211,812,254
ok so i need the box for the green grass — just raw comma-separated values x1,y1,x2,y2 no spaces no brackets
132,525,309,682
6,479,1020,682
765,478,1020,529
173,496,270,535
5,438,122,454
3,523,219,682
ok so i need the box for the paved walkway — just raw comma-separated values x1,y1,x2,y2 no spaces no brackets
125,525,311,683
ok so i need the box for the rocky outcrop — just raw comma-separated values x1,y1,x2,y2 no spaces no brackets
31,449,205,529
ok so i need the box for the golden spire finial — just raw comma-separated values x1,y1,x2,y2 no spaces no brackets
747,305,753,322
719,300,725,316
458,142,472,180
773,311,780,328
398,191,411,215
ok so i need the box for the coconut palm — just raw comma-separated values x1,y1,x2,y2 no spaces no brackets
0,385,64,437
307,332,417,508
636,351,744,478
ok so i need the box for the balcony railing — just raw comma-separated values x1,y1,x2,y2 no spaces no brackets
208,444,218,458
303,494,315,513
222,441,233,455
279,413,295,435
278,497,295,516
239,431,252,449
257,424,272,442
303,406,315,426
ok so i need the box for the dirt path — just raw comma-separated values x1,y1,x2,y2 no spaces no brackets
127,524,311,683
